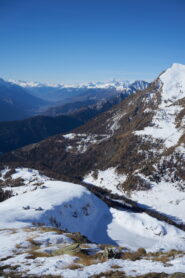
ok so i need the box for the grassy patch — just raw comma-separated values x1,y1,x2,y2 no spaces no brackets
38,226,65,234
27,236,41,247
66,231,91,243
148,249,185,264
111,265,121,269
121,248,147,261
90,270,126,278
67,264,83,270
27,250,50,259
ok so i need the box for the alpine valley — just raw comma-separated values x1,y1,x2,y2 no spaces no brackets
1,64,185,277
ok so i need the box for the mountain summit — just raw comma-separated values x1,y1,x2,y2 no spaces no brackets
159,63,185,103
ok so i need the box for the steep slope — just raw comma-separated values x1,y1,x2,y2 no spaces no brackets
1,63,185,226
0,78,49,121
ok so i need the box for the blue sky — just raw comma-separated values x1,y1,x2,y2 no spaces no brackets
0,0,185,83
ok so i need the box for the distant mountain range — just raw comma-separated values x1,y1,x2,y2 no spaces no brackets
0,79,149,153
0,78,49,122
0,78,149,122
42,80,149,116
11,79,149,103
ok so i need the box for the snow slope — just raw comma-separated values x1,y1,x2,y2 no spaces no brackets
84,167,127,195
1,227,185,277
0,178,112,245
136,63,185,148
160,63,185,103
1,168,185,252
131,178,185,224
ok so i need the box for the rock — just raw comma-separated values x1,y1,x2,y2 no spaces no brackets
52,243,81,256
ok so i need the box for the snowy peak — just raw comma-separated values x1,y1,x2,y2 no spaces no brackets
135,63,185,148
159,63,185,103
10,78,148,91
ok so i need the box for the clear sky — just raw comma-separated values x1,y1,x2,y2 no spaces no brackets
0,0,185,83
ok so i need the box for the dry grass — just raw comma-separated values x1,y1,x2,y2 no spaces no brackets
121,248,147,261
134,274,168,278
75,252,97,266
26,235,50,258
66,232,90,243
27,250,50,259
74,250,107,266
26,236,40,246
39,226,65,234
90,272,185,278
111,265,121,269
80,243,91,248
67,264,83,270
90,270,126,278
15,244,22,249
121,248,185,264
148,249,185,264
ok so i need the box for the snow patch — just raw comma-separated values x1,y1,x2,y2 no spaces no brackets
131,178,185,224
64,133,109,153
107,111,126,133
84,167,127,195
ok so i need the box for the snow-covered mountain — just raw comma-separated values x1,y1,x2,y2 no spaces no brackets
10,79,147,90
10,78,149,103
1,64,185,277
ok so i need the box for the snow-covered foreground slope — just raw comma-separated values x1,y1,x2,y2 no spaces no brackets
0,168,185,277
1,227,185,277
0,173,112,245
1,168,185,252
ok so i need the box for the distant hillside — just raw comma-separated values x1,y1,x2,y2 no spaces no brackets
0,97,120,153
0,115,82,153
0,90,136,153
0,78,49,122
